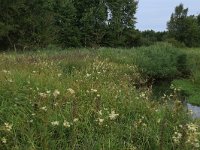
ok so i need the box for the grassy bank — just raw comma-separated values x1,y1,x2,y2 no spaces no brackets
172,48,200,105
0,46,200,149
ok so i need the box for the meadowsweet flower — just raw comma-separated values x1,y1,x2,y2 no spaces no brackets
4,122,13,132
39,92,47,98
172,132,182,144
40,106,47,111
51,121,59,126
58,73,62,77
86,73,91,77
73,118,79,122
54,102,58,106
67,88,75,95
98,118,104,125
8,79,13,83
98,110,102,116
187,123,198,132
46,90,51,94
109,110,119,120
1,137,7,144
194,143,200,148
185,123,200,148
2,70,11,74
53,89,60,98
91,89,97,93
63,120,70,128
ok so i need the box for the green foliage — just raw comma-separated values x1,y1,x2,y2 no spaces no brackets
0,0,139,50
167,4,200,47
1,49,199,149
0,0,57,50
165,38,186,48
133,43,189,79
140,30,167,46
172,48,200,105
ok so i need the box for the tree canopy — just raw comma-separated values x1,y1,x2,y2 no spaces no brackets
167,4,200,47
0,0,138,50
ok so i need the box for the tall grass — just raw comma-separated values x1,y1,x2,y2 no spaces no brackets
0,48,199,149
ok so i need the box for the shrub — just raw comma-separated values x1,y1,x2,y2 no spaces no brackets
133,42,189,79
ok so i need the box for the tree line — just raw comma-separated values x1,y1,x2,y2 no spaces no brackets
0,0,139,50
0,1,200,50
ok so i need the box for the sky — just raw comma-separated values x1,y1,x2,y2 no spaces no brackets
136,0,200,31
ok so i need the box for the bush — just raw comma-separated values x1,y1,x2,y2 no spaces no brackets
166,38,186,48
133,42,189,79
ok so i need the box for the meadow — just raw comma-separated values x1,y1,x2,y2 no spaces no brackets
0,44,200,149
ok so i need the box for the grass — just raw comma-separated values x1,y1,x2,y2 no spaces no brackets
0,47,200,149
172,48,200,105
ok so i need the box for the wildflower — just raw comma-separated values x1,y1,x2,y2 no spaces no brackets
140,93,145,98
73,118,79,122
97,94,101,97
40,106,47,111
86,73,91,77
2,70,11,74
46,90,51,94
91,89,97,93
4,122,12,132
63,120,71,128
53,89,60,98
98,118,104,125
8,79,13,83
1,137,7,144
172,132,182,144
187,123,198,132
109,110,119,120
67,88,75,95
54,102,58,106
98,110,102,116
194,143,200,148
57,73,62,77
142,123,147,127
39,92,47,98
51,121,59,126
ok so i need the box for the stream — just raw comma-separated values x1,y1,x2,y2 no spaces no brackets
152,80,200,119
187,103,200,119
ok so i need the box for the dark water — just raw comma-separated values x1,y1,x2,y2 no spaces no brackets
187,103,200,119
